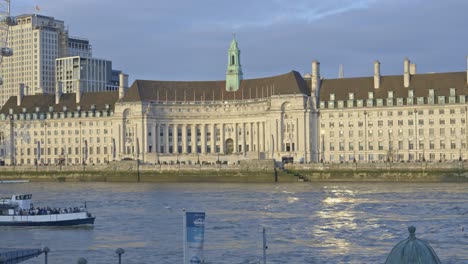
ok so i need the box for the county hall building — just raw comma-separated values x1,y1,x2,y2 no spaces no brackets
0,38,467,165
0,38,316,165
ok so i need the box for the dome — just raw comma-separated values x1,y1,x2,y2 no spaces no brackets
385,226,441,264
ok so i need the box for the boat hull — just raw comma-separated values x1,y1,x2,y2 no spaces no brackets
0,216,95,226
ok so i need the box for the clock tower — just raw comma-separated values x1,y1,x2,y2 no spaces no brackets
226,35,243,92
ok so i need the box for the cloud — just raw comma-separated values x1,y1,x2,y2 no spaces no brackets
11,0,468,82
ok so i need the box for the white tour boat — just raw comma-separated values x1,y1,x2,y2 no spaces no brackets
0,194,95,226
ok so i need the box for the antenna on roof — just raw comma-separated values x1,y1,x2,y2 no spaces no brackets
339,64,344,78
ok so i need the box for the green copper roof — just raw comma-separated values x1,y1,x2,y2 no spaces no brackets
385,226,441,264
229,38,239,51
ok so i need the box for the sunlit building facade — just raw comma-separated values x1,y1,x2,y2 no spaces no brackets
0,38,315,165
317,58,468,162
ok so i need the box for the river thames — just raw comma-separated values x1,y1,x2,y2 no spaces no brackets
0,182,467,263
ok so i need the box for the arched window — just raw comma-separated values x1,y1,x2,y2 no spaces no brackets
231,55,235,65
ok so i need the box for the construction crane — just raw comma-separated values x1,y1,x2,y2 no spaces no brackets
0,0,14,85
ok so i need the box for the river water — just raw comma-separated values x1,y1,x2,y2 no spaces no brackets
0,182,467,264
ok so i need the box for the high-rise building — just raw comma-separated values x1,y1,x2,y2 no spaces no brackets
0,14,68,107
55,56,112,93
68,37,92,58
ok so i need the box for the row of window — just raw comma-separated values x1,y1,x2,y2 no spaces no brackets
321,95,464,109
325,153,462,162
329,88,457,101
325,140,467,151
323,118,466,128
14,145,111,157
324,127,466,138
323,108,466,118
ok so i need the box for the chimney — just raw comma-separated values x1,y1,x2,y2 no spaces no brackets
374,61,381,89
311,60,320,93
55,81,62,105
404,57,410,88
410,63,416,75
76,79,81,104
17,83,24,106
118,72,127,100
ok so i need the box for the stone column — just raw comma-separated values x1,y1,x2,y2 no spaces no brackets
250,122,254,152
173,124,179,154
155,124,159,153
275,119,279,152
261,121,265,152
211,124,215,153
234,123,238,153
201,124,206,154
191,125,196,153
133,124,138,156
280,117,284,152
182,124,187,153
242,123,246,154
220,124,225,154
256,122,260,152
296,117,300,152
165,124,169,154
150,124,155,154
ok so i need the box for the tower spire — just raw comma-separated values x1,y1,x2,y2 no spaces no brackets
226,34,243,92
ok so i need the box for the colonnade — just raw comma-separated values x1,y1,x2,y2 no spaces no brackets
152,122,267,155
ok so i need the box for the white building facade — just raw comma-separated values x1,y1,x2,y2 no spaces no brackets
0,38,315,165
317,58,468,163
0,14,68,106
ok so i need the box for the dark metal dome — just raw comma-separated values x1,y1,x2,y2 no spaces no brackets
385,226,441,264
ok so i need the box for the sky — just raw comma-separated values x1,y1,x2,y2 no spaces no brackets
14,0,468,82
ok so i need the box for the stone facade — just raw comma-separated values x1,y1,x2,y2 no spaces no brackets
1,38,468,166
0,38,315,165
317,58,468,163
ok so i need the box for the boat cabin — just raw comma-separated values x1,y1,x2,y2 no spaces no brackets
0,194,32,216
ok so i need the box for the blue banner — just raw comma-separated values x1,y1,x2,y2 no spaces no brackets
184,212,205,264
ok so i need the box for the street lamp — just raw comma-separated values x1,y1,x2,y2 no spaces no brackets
77,258,87,264
42,247,50,264
116,248,125,264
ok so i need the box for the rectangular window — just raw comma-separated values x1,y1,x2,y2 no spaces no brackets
451,140,456,149
440,128,445,136
440,140,445,149
339,142,345,151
